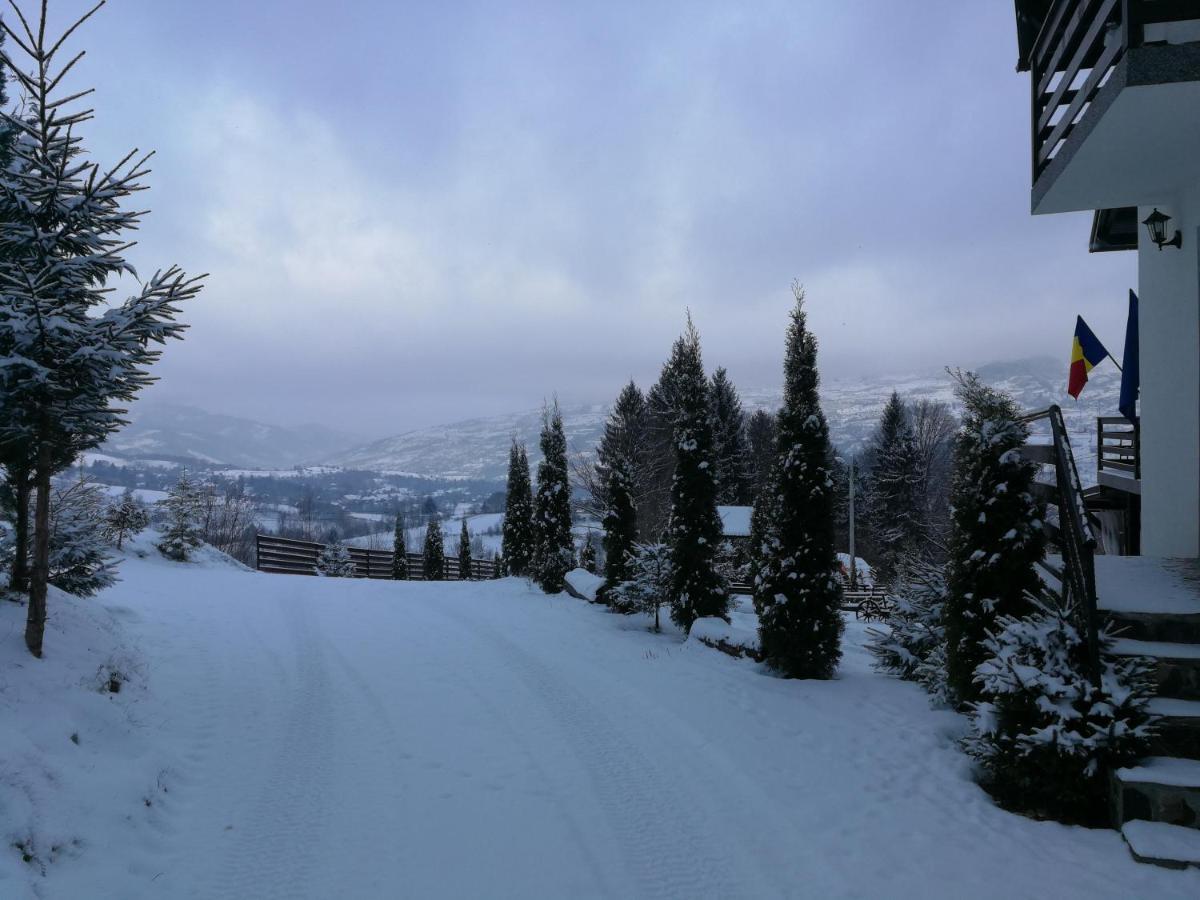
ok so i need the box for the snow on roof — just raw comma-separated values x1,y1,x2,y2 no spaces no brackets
717,505,753,537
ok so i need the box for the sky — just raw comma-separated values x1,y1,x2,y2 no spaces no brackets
25,0,1135,436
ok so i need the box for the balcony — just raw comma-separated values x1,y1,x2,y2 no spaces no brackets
1018,0,1200,214
1097,415,1140,492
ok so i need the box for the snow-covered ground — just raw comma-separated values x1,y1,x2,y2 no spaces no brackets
3,541,1198,899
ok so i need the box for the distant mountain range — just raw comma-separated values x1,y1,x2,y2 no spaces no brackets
99,401,362,469
102,357,1123,483
328,356,1122,482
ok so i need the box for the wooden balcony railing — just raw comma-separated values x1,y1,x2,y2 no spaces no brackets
1098,415,1140,479
1028,0,1199,182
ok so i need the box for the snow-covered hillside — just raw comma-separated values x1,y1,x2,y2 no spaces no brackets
3,537,1194,899
329,357,1122,483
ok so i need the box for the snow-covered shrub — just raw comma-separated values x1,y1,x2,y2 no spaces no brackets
103,493,150,550
578,533,598,574
611,543,673,630
423,515,445,580
944,373,1044,705
48,481,117,597
713,539,748,585
867,557,946,683
533,546,576,594
315,543,356,577
157,474,203,562
963,600,1156,824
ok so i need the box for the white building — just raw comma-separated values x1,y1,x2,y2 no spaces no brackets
1015,0,1200,558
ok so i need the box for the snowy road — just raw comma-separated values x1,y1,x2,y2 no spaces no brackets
11,549,1200,898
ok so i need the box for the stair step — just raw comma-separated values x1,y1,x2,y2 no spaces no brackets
1109,639,1200,660
1150,697,1200,719
1108,639,1200,700
1106,610,1200,644
1113,757,1200,829
1121,820,1200,868
1148,698,1200,760
1117,757,1200,789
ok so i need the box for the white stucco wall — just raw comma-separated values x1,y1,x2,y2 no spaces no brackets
1138,184,1200,558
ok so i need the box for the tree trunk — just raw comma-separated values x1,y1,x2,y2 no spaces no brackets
10,471,31,592
24,446,52,658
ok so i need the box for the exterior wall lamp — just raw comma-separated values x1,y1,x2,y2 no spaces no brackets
1142,208,1183,251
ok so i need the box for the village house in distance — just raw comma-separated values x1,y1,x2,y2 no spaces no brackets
1013,0,1200,867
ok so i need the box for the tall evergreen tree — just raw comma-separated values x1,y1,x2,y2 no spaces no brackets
866,391,922,585
423,514,446,581
532,401,574,592
710,367,751,505
0,5,204,655
751,284,843,678
745,409,777,503
392,515,409,579
943,372,1045,705
458,518,473,580
663,316,727,631
596,384,644,603
501,440,535,576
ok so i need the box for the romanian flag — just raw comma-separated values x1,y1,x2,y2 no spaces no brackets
1068,316,1109,399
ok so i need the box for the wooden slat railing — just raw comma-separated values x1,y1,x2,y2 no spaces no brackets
1027,0,1199,183
255,534,498,581
1097,415,1140,479
1020,405,1101,684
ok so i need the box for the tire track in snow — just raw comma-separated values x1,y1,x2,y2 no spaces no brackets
435,601,755,899
203,594,337,900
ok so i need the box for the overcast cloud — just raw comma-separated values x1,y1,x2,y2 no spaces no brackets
48,0,1134,434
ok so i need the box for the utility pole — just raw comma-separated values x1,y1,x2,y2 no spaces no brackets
848,456,857,591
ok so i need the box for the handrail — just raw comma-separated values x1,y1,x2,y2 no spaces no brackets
1021,405,1101,684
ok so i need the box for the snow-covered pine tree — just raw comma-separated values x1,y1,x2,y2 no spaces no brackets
612,542,673,630
745,409,777,504
594,380,647,525
964,599,1155,824
866,391,923,585
157,474,203,562
423,514,445,580
501,440,535,576
532,401,574,592
867,555,947,684
943,372,1045,705
663,316,727,631
316,542,356,577
0,4,204,655
751,284,843,679
392,516,409,579
578,532,597,573
458,518,473,580
596,385,643,604
710,367,751,505
103,491,150,550
48,479,116,596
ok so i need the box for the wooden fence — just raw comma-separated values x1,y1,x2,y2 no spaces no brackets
255,534,498,580
729,579,891,618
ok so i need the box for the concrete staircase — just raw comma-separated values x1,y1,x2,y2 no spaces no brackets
1107,596,1200,868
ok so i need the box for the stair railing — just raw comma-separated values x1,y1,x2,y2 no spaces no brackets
1020,405,1101,685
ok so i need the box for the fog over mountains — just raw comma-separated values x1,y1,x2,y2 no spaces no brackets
105,357,1122,481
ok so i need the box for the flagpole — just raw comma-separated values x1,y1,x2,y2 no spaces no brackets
1107,352,1123,373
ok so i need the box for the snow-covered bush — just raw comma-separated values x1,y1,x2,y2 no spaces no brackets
103,493,150,550
963,600,1156,824
713,539,748,585
157,474,203,562
578,533,598,574
48,481,117,597
944,373,1044,704
868,557,946,683
423,515,445,580
315,543,356,577
611,543,673,630
533,546,576,594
